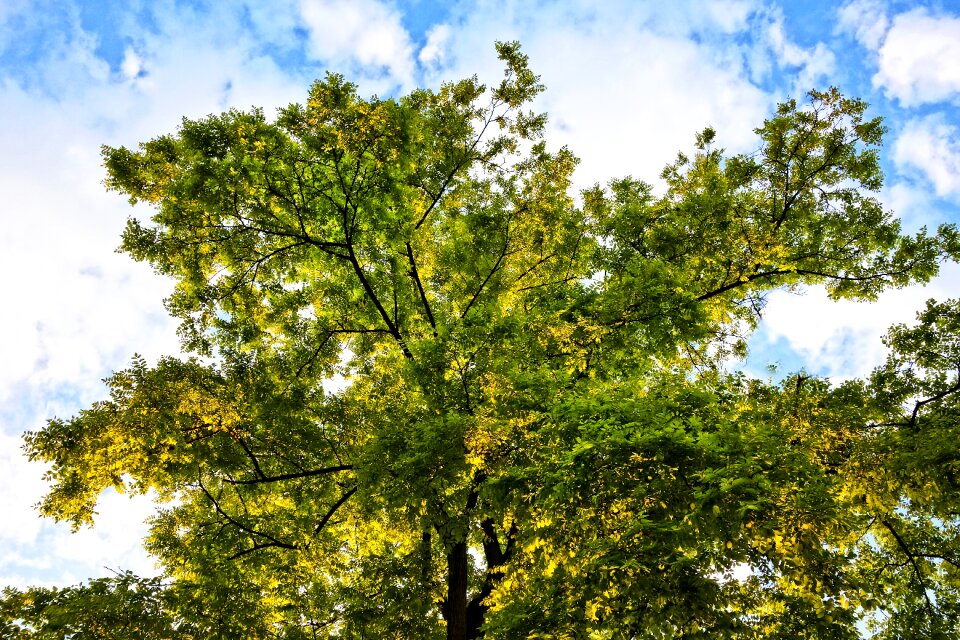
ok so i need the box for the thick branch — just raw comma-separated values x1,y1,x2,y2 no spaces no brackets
467,519,518,638
235,437,268,481
406,242,438,335
227,541,296,561
314,485,358,535
880,518,936,618
479,518,517,569
227,465,354,485
695,264,917,303
346,245,413,359
461,240,511,319
909,375,960,428
197,477,299,556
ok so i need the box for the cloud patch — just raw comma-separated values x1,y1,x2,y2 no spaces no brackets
837,0,889,50
426,0,773,190
756,266,960,380
894,115,960,199
876,9,960,106
761,8,836,93
419,23,451,68
840,4,960,106
299,0,415,89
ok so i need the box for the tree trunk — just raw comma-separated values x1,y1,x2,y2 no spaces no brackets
446,540,469,640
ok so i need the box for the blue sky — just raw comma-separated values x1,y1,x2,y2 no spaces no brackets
1,0,959,589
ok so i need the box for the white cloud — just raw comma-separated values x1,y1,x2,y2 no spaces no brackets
761,8,836,94
873,9,960,106
538,32,770,189
0,431,48,545
118,4,310,127
419,23,451,67
598,0,761,37
0,423,159,585
0,1,312,589
894,115,960,199
239,0,303,46
757,265,960,380
704,0,755,34
299,0,415,89
51,489,159,577
837,4,960,106
427,0,771,190
0,80,180,581
837,0,889,50
0,86,180,403
880,180,941,233
119,47,143,80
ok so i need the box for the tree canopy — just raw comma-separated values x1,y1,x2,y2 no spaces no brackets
6,42,960,639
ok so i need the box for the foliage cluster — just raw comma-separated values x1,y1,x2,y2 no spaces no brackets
5,43,960,639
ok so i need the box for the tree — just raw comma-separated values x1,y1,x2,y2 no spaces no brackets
1,573,187,639
7,42,960,638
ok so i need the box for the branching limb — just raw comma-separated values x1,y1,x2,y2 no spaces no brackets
197,476,299,558
880,518,936,619
346,244,413,359
414,161,469,230
227,465,354,485
314,485,359,535
695,264,920,303
406,242,437,335
235,437,268,481
461,237,512,319
909,376,960,428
